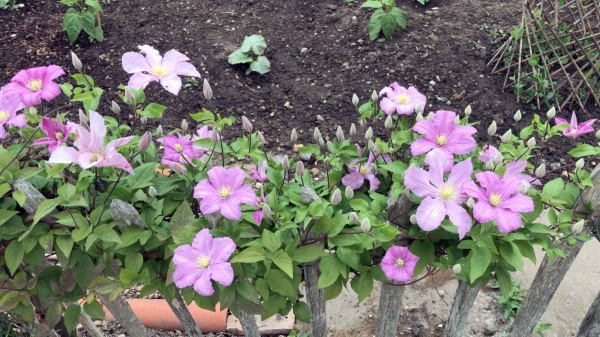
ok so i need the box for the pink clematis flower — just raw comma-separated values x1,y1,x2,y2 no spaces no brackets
122,45,201,95
253,187,268,225
158,134,194,167
465,171,534,233
342,145,380,191
478,145,501,165
380,246,419,283
379,83,426,116
32,114,73,153
504,160,540,191
404,149,474,239
0,91,26,139
193,166,258,220
555,112,596,140
411,110,477,171
49,110,134,173
192,124,217,160
249,160,268,182
172,228,235,296
3,65,65,107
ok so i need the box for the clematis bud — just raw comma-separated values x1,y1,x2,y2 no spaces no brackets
203,79,213,100
410,214,417,224
138,131,152,152
466,197,475,208
327,141,334,152
345,185,354,199
242,116,253,133
535,163,546,178
156,125,164,138
318,137,325,148
371,90,378,102
517,183,528,194
71,51,83,71
181,119,189,132
485,160,495,170
352,93,359,107
365,127,373,140
148,186,157,197
595,129,600,139
257,131,265,143
576,158,584,169
514,110,522,122
454,115,461,125
171,163,187,175
452,264,462,274
501,129,512,143
527,137,536,148
124,86,136,104
111,100,121,114
79,109,88,124
331,189,342,205
211,129,220,144
487,121,497,137
361,218,371,232
349,123,357,136
336,125,345,142
291,128,298,142
296,161,305,176
546,106,556,119
416,112,424,121
464,105,472,117
571,220,584,234
140,117,148,125
385,115,393,129
349,212,359,224
262,204,272,219
313,127,321,141
282,155,290,171
367,139,375,151
415,103,423,114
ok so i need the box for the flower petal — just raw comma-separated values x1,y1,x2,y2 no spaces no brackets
495,209,523,233
342,172,365,190
199,194,223,215
160,75,183,95
220,198,242,220
128,72,157,90
193,271,215,296
365,173,380,191
448,157,473,187
445,125,477,154
410,138,437,156
433,110,456,136
173,264,202,288
472,201,496,224
209,262,234,287
192,228,213,254
415,197,446,231
48,146,80,164
194,180,218,199
231,185,259,206
209,236,236,263
446,202,472,239
501,193,534,213
122,52,152,73
404,167,437,197
171,61,201,77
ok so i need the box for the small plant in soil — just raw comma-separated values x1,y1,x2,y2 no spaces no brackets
228,34,271,75
0,0,23,10
60,0,104,44
361,0,406,40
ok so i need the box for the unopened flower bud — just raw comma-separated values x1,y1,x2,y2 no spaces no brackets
576,158,584,169
148,186,157,197
416,112,424,122
242,116,253,133
426,112,434,120
256,131,265,143
336,125,345,142
111,101,121,114
454,115,461,125
546,107,556,119
79,109,88,125
211,129,220,144
282,155,290,171
501,129,512,143
352,93,359,107
517,183,528,194
527,137,536,148
370,163,377,172
466,197,475,208
313,127,321,141
361,217,371,232
596,129,600,139
291,128,298,142
71,51,83,72
367,139,375,151
140,116,148,125
452,264,462,274
493,153,503,165
487,121,497,137
365,127,373,140
410,214,417,224
138,131,152,152
535,163,546,178
296,161,305,176
203,79,213,100
349,212,359,224
327,140,334,152
371,90,378,102
171,163,187,175
261,204,272,219
513,110,522,122
571,220,584,234
156,125,164,138
485,160,495,170
331,189,342,205
359,119,366,128
181,119,189,132
124,86,136,104
381,115,392,129
318,137,325,147
349,123,357,136
464,105,472,117
345,186,354,199
415,103,423,114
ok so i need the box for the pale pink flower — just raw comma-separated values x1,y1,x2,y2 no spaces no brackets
249,160,268,182
342,145,380,191
193,166,258,220
478,145,501,165
0,90,26,139
504,160,540,191
3,65,65,107
464,171,534,233
411,110,477,171
253,187,267,225
49,110,134,173
122,45,201,95
379,83,426,116
173,228,235,296
192,125,217,160
555,112,596,140
380,246,419,283
32,114,73,153
157,134,194,167
404,149,473,239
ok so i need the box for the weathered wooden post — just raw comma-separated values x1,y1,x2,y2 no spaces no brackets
238,311,261,337
77,311,104,337
507,165,600,337
165,291,203,337
305,259,326,336
96,293,148,337
576,290,600,337
443,281,480,337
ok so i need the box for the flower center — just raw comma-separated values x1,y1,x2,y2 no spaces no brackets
26,79,43,91
359,166,368,175
440,186,455,200
174,143,183,153
219,187,232,199
489,193,502,207
153,65,168,77
0,111,8,122
55,131,64,140
197,255,210,269
436,134,448,146
90,152,102,162
395,258,404,267
396,94,410,104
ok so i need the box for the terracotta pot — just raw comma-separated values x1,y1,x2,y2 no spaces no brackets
102,299,227,332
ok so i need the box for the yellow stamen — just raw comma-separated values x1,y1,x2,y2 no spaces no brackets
0,111,8,121
90,153,101,162
490,193,502,207
153,65,168,77
174,143,183,153
359,166,368,175
396,94,410,104
219,187,231,199
26,79,43,91
436,134,448,146
395,258,404,267
440,187,455,200
55,132,64,140
198,255,210,269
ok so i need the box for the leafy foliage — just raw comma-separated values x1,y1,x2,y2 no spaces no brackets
361,0,407,40
59,0,104,44
228,35,271,75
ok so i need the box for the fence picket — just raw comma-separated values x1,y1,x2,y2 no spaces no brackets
443,281,480,337
576,290,600,337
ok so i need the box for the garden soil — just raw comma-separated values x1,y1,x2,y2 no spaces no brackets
2,0,600,336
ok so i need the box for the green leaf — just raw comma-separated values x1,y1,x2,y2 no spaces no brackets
264,269,296,299
236,280,261,305
499,242,523,270
139,103,167,118
119,269,138,285
83,299,105,319
262,229,281,252
390,7,407,29
318,254,344,288
81,11,103,41
272,250,293,278
62,8,82,44
324,280,343,300
361,0,383,8
379,161,407,174
542,178,564,198
0,209,18,227
228,50,253,65
568,144,600,158
5,240,24,275
350,271,373,302
368,9,385,40
128,162,157,189
240,34,267,54
33,199,58,225
293,301,312,323
63,304,81,334
380,12,399,39
469,248,491,281
495,268,512,300
169,201,199,245
0,291,22,311
56,236,74,261
290,244,326,263
231,247,266,263
249,56,271,74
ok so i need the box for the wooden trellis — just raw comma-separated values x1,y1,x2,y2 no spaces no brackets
489,0,600,112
